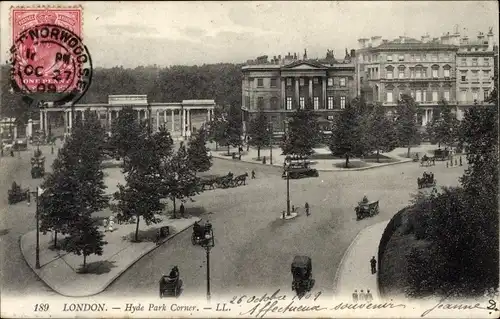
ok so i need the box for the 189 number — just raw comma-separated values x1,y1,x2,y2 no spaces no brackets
34,303,49,312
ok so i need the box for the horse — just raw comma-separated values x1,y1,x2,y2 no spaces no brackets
233,172,249,186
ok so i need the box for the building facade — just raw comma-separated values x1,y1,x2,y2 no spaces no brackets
241,52,356,134
355,29,496,125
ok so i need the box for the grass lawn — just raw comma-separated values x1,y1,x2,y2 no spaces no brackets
310,153,392,161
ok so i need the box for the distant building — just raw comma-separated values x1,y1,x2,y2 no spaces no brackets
241,49,357,134
355,28,496,125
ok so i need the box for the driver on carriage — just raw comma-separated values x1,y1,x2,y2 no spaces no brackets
193,221,202,238
169,266,179,279
359,195,370,207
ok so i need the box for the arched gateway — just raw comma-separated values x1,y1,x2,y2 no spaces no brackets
36,95,215,140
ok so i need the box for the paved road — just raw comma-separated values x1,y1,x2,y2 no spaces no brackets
0,144,466,302
102,157,466,300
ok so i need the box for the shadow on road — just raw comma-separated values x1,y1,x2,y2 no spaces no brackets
78,260,117,275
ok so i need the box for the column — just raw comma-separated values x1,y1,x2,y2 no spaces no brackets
39,110,44,133
69,109,73,129
182,109,186,137
425,109,429,125
81,110,85,121
422,109,426,126
44,110,48,135
309,78,313,100
207,108,211,121
322,77,327,109
163,110,167,127
107,110,112,127
14,126,18,139
295,77,300,108
171,110,175,133
281,78,286,109
187,109,191,134
64,111,68,133
137,110,141,124
156,110,160,131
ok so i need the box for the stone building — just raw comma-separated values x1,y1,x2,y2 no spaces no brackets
241,50,357,135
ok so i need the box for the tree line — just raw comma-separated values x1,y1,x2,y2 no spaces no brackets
0,63,242,123
38,106,211,271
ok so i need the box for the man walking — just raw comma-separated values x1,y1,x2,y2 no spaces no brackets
370,256,377,274
179,203,185,218
251,170,256,179
305,202,310,216
352,289,358,303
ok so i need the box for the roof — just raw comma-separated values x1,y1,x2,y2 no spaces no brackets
283,60,328,69
182,100,216,105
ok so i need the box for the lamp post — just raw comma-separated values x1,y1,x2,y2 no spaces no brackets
27,187,42,269
284,163,291,216
200,222,215,302
268,122,273,165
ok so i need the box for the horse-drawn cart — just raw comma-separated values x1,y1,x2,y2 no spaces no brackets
291,256,315,296
355,199,380,220
31,155,45,178
417,172,436,189
7,182,29,205
159,267,182,298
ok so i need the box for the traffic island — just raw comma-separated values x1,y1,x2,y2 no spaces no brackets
279,211,299,220
20,216,200,297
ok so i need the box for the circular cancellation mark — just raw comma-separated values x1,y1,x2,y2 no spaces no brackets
9,23,93,107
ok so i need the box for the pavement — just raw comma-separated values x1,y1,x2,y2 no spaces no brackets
333,220,390,301
20,215,199,297
209,143,440,171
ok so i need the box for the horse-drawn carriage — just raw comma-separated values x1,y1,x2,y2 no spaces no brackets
215,172,234,188
7,182,29,205
291,256,315,296
355,197,380,220
199,172,249,190
433,149,450,161
191,220,214,246
417,172,436,189
159,266,182,298
420,154,435,167
31,153,45,179
282,156,319,179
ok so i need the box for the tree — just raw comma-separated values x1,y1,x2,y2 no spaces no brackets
394,94,420,158
163,142,200,218
114,127,164,242
225,106,243,155
280,101,320,156
362,104,398,162
426,100,459,148
109,105,143,165
329,100,365,168
64,214,107,272
39,110,108,250
247,107,271,160
187,128,212,174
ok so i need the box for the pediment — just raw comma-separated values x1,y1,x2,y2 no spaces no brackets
282,61,327,70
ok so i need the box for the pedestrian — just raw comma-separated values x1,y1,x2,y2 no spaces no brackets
446,162,449,168
352,289,358,303
251,170,256,179
358,289,366,302
366,289,373,303
292,205,295,212
459,156,463,166
10,150,14,157
454,158,458,166
305,202,310,216
370,256,377,274
179,203,185,218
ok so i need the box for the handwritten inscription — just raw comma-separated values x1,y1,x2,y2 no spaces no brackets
421,296,497,317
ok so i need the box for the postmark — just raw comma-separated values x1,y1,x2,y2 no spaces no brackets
9,6,90,106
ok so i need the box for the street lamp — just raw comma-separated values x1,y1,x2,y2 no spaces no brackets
27,187,43,269
268,122,273,165
200,222,215,302
284,162,291,217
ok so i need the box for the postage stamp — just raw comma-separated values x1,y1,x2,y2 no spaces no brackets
9,6,90,106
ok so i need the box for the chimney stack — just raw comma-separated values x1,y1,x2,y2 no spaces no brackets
371,36,382,47
350,49,356,59
487,28,494,51
357,38,369,49
421,34,430,43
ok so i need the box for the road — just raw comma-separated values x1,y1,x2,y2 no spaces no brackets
0,144,466,302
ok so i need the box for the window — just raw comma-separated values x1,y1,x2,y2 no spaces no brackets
422,54,427,61
286,78,292,86
398,55,404,61
387,55,393,62
471,70,479,79
327,96,334,109
461,75,467,82
483,70,490,79
313,97,319,110
386,91,393,103
415,55,421,62
299,97,305,108
313,78,319,84
398,67,405,79
432,91,438,102
477,58,482,65
431,54,438,61
461,58,467,66
472,89,479,101
270,78,277,87
339,78,346,87
472,58,478,66
415,69,422,78
460,90,467,101
444,90,450,101
270,97,278,110
444,69,450,77
328,78,333,86
286,97,292,110
299,78,305,86
432,68,438,78
484,89,490,100
386,67,393,79
257,78,264,87
484,58,490,66
257,97,264,109
415,90,422,102
340,96,346,109
360,76,364,84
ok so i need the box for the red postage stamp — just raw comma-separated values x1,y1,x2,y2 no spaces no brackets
9,6,91,105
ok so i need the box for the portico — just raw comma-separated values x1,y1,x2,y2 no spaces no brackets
38,95,215,140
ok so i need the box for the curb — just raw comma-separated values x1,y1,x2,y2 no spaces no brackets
213,153,412,172
19,218,200,298
332,221,389,297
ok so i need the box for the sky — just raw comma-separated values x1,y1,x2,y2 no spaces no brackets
1,1,499,68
